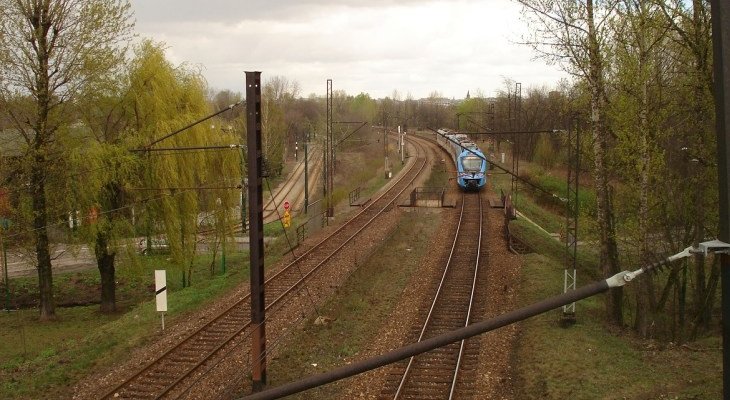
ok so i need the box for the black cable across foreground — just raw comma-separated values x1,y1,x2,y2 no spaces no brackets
238,244,691,400
238,278,611,400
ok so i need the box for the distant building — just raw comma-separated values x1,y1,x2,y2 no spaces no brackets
417,97,458,107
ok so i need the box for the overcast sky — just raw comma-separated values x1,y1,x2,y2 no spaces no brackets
129,0,568,99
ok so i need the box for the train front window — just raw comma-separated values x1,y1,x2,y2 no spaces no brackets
462,156,482,172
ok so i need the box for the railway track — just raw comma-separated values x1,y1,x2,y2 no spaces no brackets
261,146,323,224
199,146,323,237
381,192,485,400
99,135,432,400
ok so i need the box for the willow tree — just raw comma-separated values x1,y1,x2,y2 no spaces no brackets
0,0,133,319
127,41,240,287
64,70,140,313
67,140,138,313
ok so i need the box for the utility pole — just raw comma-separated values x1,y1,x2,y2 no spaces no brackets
245,71,266,392
326,79,334,217
563,120,579,322
510,82,522,205
400,126,405,165
304,138,309,214
383,108,389,178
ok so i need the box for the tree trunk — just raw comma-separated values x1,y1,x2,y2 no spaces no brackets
30,0,55,321
96,183,122,313
692,256,720,338
97,239,116,314
691,0,710,331
32,159,55,320
634,24,657,335
587,0,622,326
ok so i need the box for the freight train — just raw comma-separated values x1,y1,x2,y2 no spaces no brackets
436,128,488,191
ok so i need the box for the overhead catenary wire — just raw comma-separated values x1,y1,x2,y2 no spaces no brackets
130,144,243,153
3,105,246,235
3,177,237,240
263,177,323,317
142,101,244,149
0,142,243,199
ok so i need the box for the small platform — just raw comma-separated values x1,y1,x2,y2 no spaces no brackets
488,197,505,208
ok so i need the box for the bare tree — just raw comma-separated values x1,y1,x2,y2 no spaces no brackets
516,0,624,325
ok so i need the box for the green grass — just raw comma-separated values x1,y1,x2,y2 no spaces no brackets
423,155,449,188
511,203,721,399
0,245,257,399
490,165,598,240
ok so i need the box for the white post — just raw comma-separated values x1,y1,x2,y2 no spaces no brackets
401,130,405,164
155,270,168,331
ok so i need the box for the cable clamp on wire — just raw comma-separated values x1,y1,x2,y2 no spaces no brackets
691,239,730,256
607,240,729,289
606,271,633,288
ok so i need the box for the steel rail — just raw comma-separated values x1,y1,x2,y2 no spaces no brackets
448,193,483,400
258,135,427,287
198,146,321,236
261,146,322,222
392,192,484,399
272,140,429,291
99,134,430,400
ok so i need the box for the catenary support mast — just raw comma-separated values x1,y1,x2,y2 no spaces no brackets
245,71,266,392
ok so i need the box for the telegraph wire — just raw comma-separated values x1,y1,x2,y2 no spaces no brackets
263,177,323,317
3,177,236,240
143,101,244,149
428,127,567,201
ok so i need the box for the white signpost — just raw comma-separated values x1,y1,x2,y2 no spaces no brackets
155,270,167,330
400,128,405,164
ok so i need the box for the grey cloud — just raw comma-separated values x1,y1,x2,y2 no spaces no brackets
130,0,433,25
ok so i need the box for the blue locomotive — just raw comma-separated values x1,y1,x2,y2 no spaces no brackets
437,129,488,191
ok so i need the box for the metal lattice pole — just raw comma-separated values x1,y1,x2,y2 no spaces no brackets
563,119,580,320
510,83,522,203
